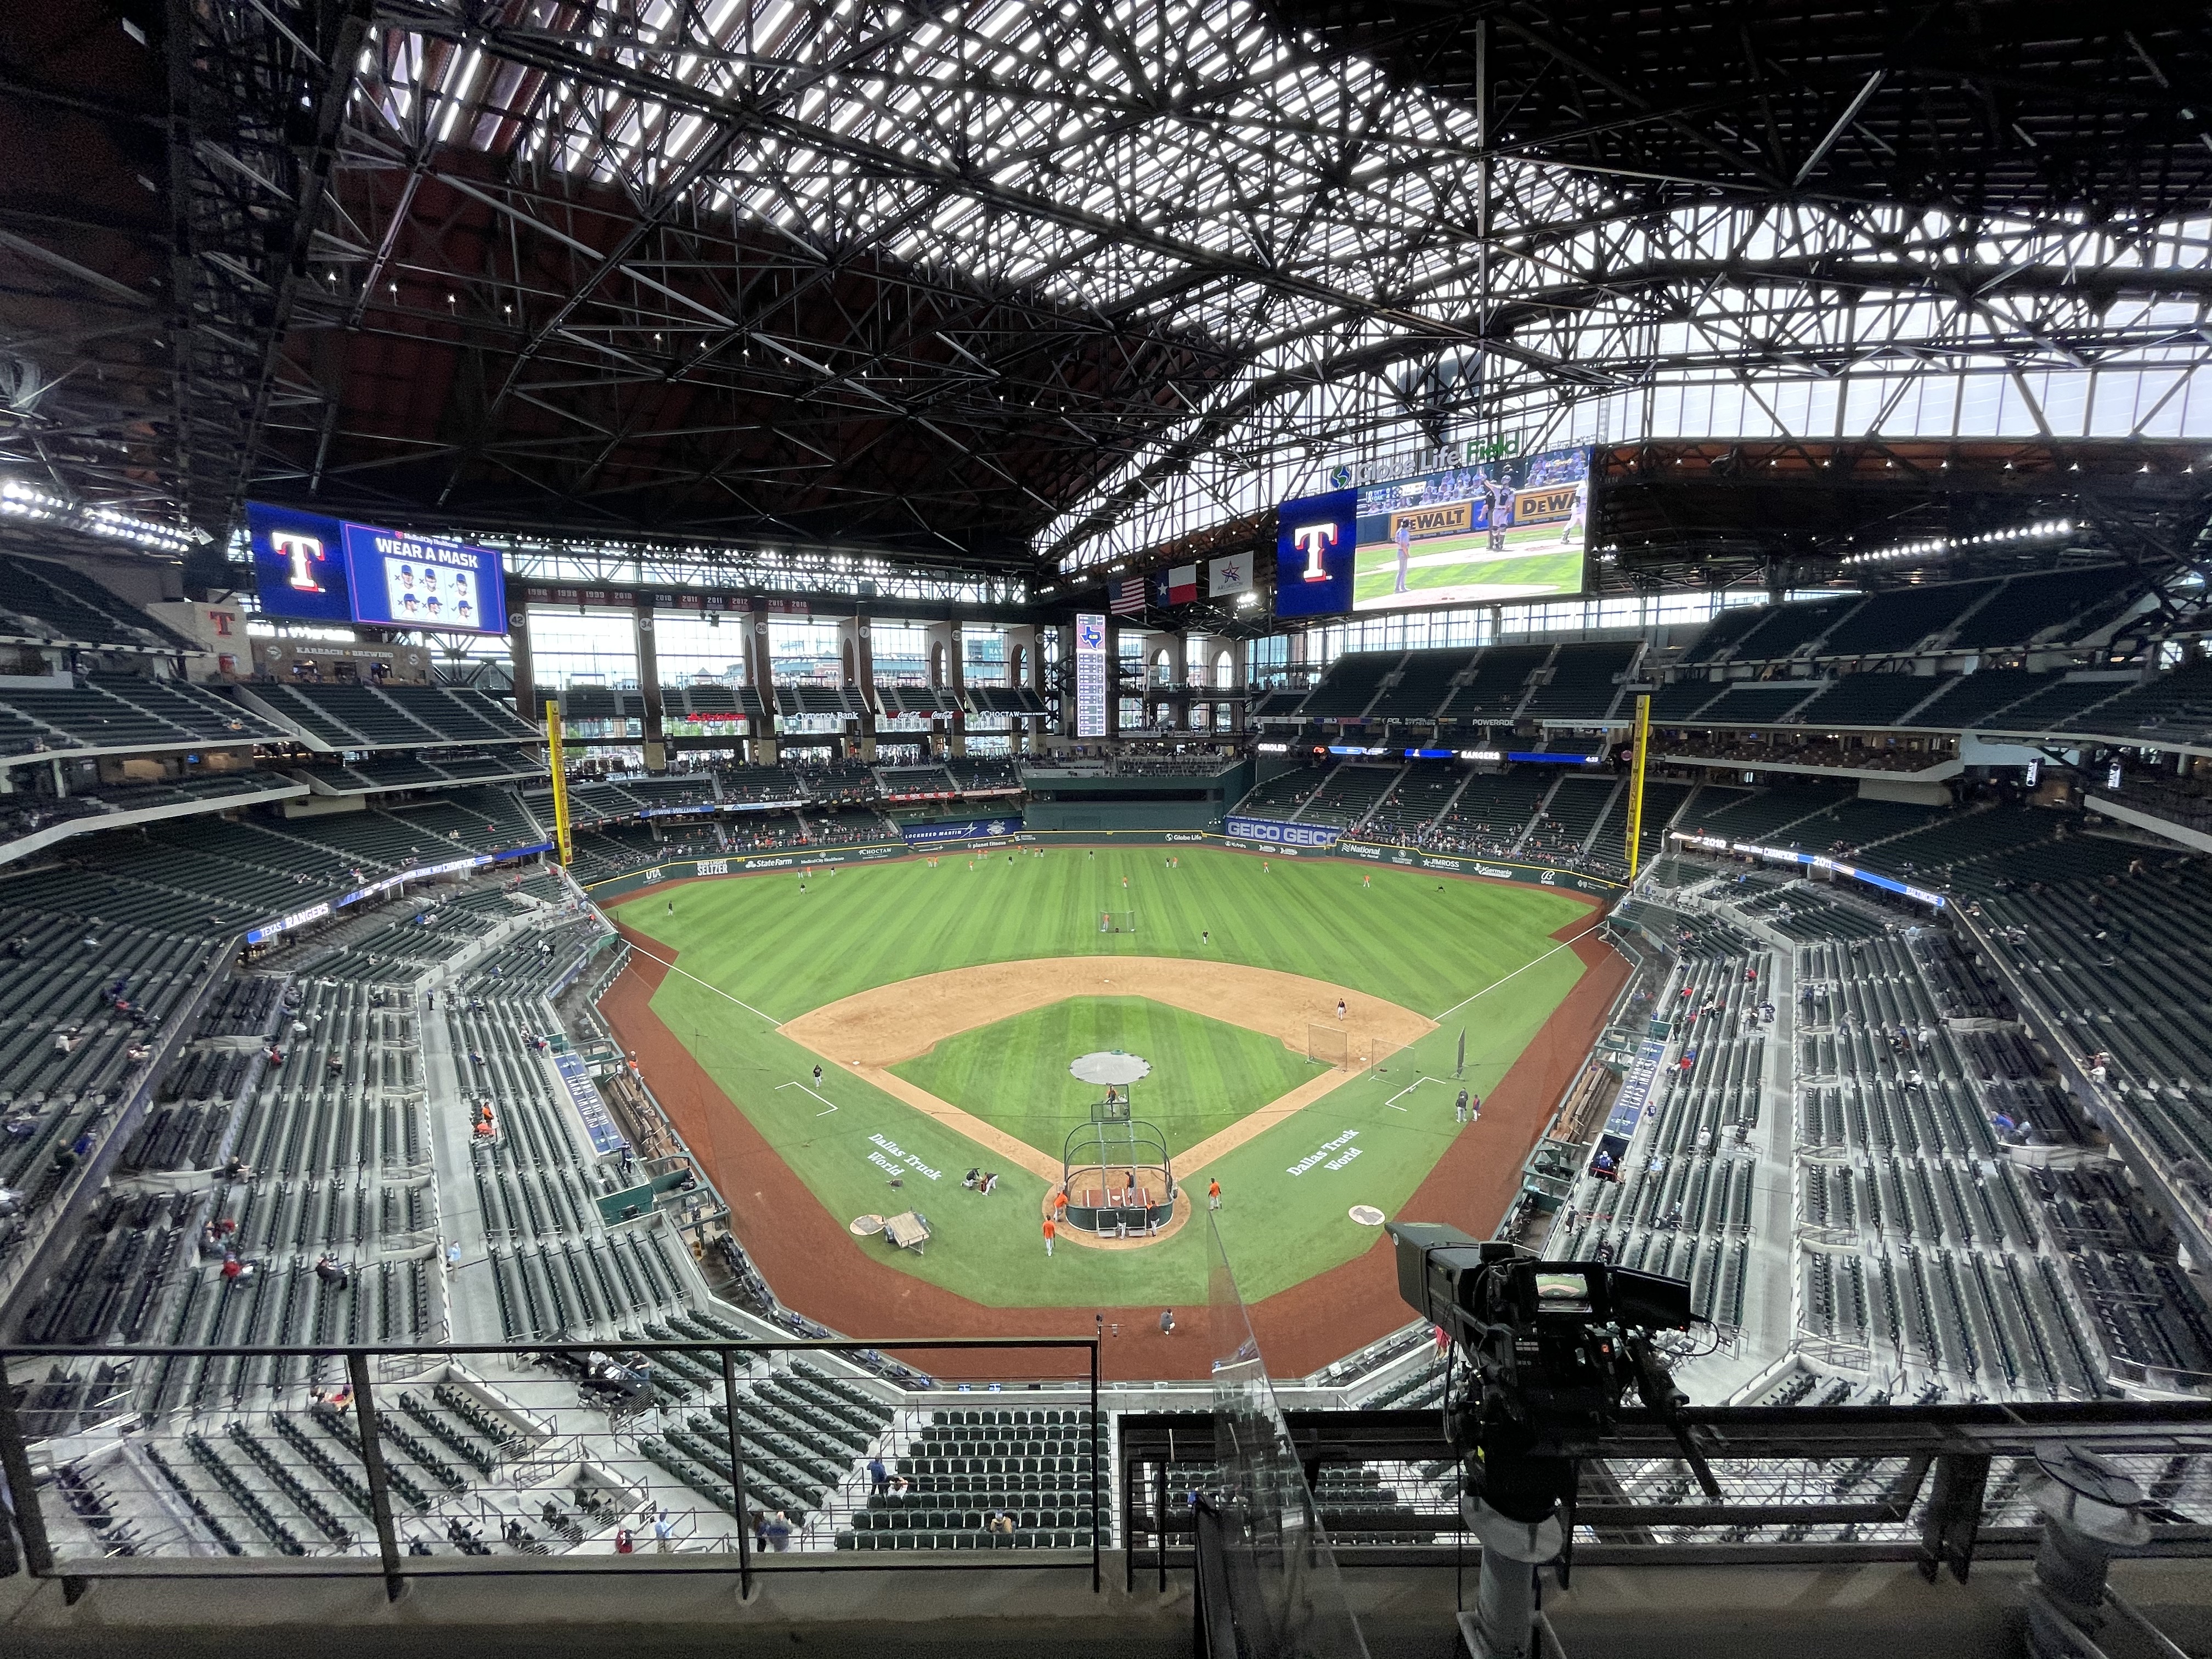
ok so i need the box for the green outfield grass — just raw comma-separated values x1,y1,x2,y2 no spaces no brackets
1352,539,1585,606
620,845,1590,1306
892,996,1327,1162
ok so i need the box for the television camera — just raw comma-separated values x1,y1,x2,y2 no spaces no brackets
1385,1222,1721,1659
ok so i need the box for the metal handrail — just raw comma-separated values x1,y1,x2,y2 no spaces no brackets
0,1334,1104,1602
1117,1402,2212,1588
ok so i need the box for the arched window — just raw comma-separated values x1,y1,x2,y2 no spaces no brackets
1152,647,1171,686
1011,643,1028,687
842,640,856,684
1213,648,1234,688
930,641,946,687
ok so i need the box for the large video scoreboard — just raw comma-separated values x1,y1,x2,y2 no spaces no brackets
1274,444,1594,617
246,503,510,637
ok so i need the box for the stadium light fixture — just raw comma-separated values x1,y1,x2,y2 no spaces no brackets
1,479,194,555
1840,517,2073,567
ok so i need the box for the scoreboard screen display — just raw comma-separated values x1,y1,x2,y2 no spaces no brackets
1350,443,1592,610
247,502,509,637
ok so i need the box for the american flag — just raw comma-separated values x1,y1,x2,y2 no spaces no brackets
1109,578,1146,616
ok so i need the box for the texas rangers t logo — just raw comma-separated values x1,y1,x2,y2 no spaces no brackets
1290,521,1340,582
275,531,328,592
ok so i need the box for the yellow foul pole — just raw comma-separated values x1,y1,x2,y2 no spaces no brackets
545,697,574,867
1623,691,1652,883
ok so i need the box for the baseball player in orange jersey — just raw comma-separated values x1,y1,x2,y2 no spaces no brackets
1042,1217,1057,1257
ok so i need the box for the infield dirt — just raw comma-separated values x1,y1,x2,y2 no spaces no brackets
781,954,1434,1186
601,881,1624,1380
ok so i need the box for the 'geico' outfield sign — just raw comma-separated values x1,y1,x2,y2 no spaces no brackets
1226,815,1339,849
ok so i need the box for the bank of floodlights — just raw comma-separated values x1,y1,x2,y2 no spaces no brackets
1841,517,2073,567
0,479,196,556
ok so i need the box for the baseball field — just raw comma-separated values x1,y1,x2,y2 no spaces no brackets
1352,524,1588,608
606,846,1598,1328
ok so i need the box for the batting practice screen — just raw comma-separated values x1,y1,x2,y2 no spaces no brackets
1098,910,1137,934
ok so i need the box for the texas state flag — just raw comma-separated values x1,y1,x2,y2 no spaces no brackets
1165,563,1198,604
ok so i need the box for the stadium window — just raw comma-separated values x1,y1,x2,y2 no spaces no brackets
652,613,748,686
1212,648,1233,688
872,622,932,685
769,618,843,684
962,624,1008,685
527,609,638,688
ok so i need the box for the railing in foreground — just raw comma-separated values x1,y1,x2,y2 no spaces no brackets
0,1336,1103,1601
1121,1401,2212,1587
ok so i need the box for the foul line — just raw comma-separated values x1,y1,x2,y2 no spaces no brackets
1383,1075,1439,1112
620,935,784,1026
776,1080,839,1116
1429,915,1612,1025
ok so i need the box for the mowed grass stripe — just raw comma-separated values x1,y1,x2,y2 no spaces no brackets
620,849,1590,1308
636,848,1581,1021
893,996,1324,1161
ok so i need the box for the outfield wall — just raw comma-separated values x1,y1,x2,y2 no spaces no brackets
1022,799,1223,832
577,830,1623,902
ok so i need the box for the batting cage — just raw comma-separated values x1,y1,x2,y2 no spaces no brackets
1061,1107,1175,1237
1097,910,1137,934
